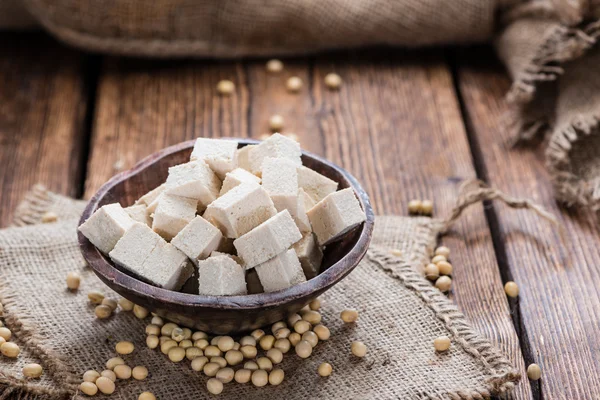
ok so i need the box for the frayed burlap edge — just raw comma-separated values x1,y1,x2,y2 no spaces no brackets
500,15,600,209
546,113,600,209
1,187,81,399
11,184,55,227
368,247,520,399
504,20,600,107
0,279,78,400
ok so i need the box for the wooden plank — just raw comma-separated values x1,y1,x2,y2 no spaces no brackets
0,34,89,226
311,50,530,399
456,47,600,399
84,58,248,197
87,51,530,398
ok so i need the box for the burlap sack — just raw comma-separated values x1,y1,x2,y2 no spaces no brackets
0,185,520,399
16,0,498,57
496,1,600,210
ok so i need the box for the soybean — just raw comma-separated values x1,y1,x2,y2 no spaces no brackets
251,370,269,387
207,377,224,394
433,336,451,352
269,368,285,385
340,309,359,323
132,366,148,380
66,272,81,290
79,381,98,396
114,364,132,380
96,377,115,394
235,368,252,383
318,362,332,377
1,342,20,358
295,340,312,358
216,367,234,383
115,341,134,355
351,341,367,357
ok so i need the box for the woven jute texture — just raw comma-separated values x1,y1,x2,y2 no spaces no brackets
496,1,600,211
18,0,497,57
0,186,519,399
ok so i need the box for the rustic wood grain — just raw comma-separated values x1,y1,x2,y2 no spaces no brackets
311,50,531,399
0,34,89,226
86,51,530,398
456,47,600,399
84,58,248,197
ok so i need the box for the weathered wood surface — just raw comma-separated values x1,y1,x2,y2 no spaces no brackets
84,50,529,398
0,34,89,226
456,47,600,399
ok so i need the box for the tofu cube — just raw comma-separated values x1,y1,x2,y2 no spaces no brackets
255,249,306,292
152,194,198,241
125,204,152,227
307,188,366,245
135,184,166,206
234,210,302,269
262,158,311,232
204,182,277,238
190,138,238,179
247,133,301,175
197,255,247,296
140,243,194,291
297,166,338,203
109,223,163,272
236,145,255,172
220,168,261,196
78,203,135,254
171,216,223,265
292,232,323,279
164,160,221,209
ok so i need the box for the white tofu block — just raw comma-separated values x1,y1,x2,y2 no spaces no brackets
197,255,247,296
255,249,306,293
247,133,301,175
135,184,166,206
297,166,338,203
109,223,163,272
307,188,366,246
152,194,198,241
171,216,222,265
210,251,245,267
236,145,255,172
164,160,221,209
262,158,311,232
204,182,277,238
190,138,238,179
293,232,323,279
78,203,135,254
125,204,152,227
140,243,194,291
220,168,261,196
246,268,264,294
234,210,303,269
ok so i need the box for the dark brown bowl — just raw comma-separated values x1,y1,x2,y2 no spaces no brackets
78,139,374,334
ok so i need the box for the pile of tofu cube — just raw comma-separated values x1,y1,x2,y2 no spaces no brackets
79,134,367,296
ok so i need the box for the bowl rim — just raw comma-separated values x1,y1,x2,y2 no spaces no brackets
78,138,375,310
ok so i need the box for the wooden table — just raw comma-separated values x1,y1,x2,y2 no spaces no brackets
2,33,598,399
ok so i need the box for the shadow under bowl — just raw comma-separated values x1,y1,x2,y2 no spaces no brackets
78,139,374,334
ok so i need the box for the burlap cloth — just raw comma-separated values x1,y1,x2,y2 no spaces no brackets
0,185,522,399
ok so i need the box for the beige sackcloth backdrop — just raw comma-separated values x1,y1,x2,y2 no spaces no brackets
4,0,600,211
0,183,553,399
